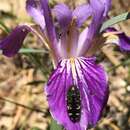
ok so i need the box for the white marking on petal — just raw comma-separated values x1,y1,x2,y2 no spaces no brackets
77,28,88,56
66,60,71,75
60,59,67,72
75,59,91,112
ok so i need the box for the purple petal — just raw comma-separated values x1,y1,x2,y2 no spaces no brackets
53,4,72,58
40,0,57,43
105,27,130,51
88,0,105,38
45,57,109,130
53,4,72,29
0,24,46,57
58,32,68,58
67,22,79,56
118,33,130,51
78,0,112,56
58,19,79,58
76,57,109,126
0,25,29,57
77,0,105,56
26,0,45,30
102,0,111,17
40,0,60,62
73,4,92,27
88,0,111,34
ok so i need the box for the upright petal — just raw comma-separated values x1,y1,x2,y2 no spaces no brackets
87,0,111,37
53,4,72,29
78,0,111,56
53,4,72,59
87,0,105,39
26,0,45,30
0,24,46,57
78,0,105,56
40,0,60,62
58,18,79,58
67,19,79,56
102,0,111,17
76,27,88,56
45,57,109,130
57,32,68,58
73,4,92,27
40,0,56,43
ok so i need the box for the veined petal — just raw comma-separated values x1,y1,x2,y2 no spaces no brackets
88,0,111,31
26,0,45,30
76,57,109,127
40,0,57,43
45,57,109,130
87,0,105,39
73,4,92,27
53,4,72,58
0,24,48,57
78,0,105,56
53,4,72,29
105,27,130,51
40,0,60,62
78,0,111,56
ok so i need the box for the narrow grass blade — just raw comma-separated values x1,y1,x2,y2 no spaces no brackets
26,80,45,85
19,48,48,53
0,20,10,33
108,59,130,73
100,12,130,32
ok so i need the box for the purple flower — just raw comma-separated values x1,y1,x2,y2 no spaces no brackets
0,0,130,130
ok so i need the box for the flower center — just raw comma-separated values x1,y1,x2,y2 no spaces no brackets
67,85,81,123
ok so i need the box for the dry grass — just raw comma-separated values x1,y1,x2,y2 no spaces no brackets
0,0,130,130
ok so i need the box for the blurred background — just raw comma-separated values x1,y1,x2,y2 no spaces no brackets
0,0,130,130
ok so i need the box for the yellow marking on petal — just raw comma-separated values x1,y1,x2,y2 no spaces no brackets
70,58,77,83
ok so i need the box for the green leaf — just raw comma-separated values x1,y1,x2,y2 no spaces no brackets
0,20,10,33
19,48,48,53
100,12,130,32
50,119,63,130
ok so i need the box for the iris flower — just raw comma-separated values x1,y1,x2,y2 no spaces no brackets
0,0,130,130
